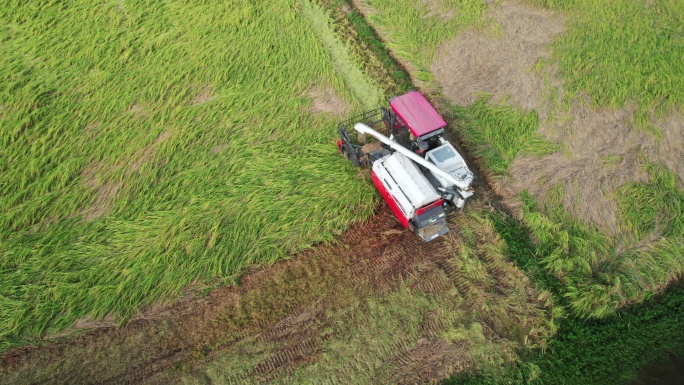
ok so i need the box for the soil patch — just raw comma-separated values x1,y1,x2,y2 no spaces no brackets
649,111,684,186
0,4,563,383
79,161,121,221
306,84,352,118
509,105,650,236
431,0,565,113
210,143,228,154
127,103,149,117
192,86,216,105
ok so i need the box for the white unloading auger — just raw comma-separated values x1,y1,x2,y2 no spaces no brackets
353,123,471,190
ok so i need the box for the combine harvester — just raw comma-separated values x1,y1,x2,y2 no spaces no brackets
337,91,474,242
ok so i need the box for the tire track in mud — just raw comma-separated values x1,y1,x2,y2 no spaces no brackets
0,205,462,384
0,196,519,385
0,164,534,382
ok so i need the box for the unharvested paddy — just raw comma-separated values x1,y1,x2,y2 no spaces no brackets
0,0,382,348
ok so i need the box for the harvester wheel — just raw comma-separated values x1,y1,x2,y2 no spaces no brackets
345,147,361,167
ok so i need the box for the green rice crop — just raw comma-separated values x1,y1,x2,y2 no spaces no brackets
302,0,384,109
0,0,380,348
362,0,488,82
519,161,684,318
452,96,561,175
529,0,684,126
617,163,684,242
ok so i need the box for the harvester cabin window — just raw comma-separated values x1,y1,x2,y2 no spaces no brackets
432,146,456,163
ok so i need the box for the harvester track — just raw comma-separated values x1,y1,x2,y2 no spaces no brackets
0,189,534,385
0,205,456,384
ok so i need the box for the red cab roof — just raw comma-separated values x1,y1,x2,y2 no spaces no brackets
389,91,446,137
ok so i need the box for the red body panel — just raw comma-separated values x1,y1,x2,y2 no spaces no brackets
415,198,444,217
389,91,446,138
371,170,410,228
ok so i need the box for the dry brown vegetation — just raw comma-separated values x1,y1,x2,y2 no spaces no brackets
355,0,684,319
510,105,650,236
509,106,683,238
649,112,684,186
431,0,565,113
306,83,353,117
4,0,676,382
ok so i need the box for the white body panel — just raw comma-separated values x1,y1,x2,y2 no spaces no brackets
383,153,440,208
372,159,416,219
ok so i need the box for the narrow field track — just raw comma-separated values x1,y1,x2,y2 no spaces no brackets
0,203,491,384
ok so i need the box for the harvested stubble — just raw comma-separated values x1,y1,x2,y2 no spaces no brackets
0,0,380,349
173,199,555,385
431,0,566,113
357,0,684,321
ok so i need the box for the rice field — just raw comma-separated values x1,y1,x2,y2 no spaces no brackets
356,0,684,319
529,0,684,127
0,0,382,349
2,0,682,382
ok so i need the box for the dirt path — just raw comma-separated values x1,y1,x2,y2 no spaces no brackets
0,194,550,384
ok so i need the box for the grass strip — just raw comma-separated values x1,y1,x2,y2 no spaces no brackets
313,0,413,96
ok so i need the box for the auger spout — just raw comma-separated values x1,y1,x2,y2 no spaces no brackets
353,123,470,190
